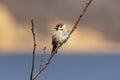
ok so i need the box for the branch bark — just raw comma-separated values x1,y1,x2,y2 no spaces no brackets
39,46,46,69
31,0,93,79
32,45,61,80
69,0,93,36
30,19,37,80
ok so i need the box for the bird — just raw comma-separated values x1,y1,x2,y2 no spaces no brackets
51,23,70,54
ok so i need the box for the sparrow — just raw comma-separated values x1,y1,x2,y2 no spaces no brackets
51,23,70,54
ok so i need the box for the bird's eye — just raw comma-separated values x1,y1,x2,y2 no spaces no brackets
60,25,63,28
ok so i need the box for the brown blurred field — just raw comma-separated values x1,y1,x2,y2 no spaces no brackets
0,0,120,54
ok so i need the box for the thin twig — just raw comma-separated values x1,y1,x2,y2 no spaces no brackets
39,46,46,69
32,45,61,80
69,0,93,36
30,19,37,80
32,0,92,79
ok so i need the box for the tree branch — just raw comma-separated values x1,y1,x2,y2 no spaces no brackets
30,19,37,80
32,45,61,80
39,46,46,69
32,0,93,79
69,0,93,36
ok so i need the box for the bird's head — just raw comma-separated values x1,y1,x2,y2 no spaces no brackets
54,23,66,31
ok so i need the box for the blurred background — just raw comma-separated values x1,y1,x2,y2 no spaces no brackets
0,0,120,80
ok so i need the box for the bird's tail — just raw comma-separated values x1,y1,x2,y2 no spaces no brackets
51,45,57,54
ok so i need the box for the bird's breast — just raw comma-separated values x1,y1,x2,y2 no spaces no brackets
58,32,69,43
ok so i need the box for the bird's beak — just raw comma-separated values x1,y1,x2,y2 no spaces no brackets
54,27,57,29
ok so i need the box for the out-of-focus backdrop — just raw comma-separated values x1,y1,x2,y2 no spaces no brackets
0,0,120,80
0,0,120,54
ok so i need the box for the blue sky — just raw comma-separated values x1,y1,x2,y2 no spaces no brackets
0,53,120,80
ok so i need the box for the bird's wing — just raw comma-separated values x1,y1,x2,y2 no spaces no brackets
52,34,57,45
